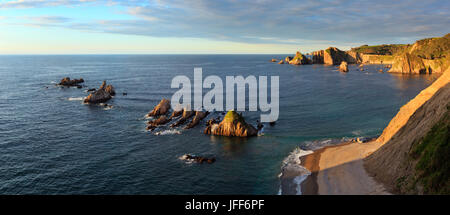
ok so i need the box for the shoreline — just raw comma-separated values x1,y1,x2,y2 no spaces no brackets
298,139,390,195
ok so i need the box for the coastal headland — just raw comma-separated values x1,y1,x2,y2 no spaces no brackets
290,33,450,195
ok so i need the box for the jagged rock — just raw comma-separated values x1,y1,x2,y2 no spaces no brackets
339,61,349,72
311,50,325,64
169,109,183,120
185,111,209,129
204,110,257,137
58,77,84,87
285,56,293,62
87,88,96,92
271,58,278,62
147,98,171,117
170,108,194,127
180,154,216,164
289,51,310,65
278,60,284,64
146,115,169,131
324,47,348,65
389,34,449,74
84,81,114,104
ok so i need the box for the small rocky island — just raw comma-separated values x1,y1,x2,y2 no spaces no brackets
204,110,257,137
84,80,115,104
58,77,84,88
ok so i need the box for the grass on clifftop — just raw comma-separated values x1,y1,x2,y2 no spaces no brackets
351,44,407,55
410,104,450,194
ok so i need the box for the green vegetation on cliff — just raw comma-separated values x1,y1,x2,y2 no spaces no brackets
351,44,407,55
409,33,450,60
410,105,450,194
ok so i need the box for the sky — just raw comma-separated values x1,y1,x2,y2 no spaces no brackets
0,0,449,54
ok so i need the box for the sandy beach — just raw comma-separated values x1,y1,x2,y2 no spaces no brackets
300,140,390,195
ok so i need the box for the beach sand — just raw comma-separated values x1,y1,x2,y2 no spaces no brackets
300,140,390,195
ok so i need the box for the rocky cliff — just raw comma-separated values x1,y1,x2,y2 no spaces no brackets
388,34,450,74
365,67,450,194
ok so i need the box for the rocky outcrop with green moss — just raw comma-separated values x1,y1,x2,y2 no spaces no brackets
289,51,310,65
388,34,449,74
204,110,257,137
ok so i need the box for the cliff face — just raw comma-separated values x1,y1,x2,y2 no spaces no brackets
365,68,450,194
389,34,450,74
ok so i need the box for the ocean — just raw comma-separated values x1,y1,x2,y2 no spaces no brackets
0,55,435,194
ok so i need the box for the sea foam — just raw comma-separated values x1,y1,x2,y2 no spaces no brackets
279,147,313,195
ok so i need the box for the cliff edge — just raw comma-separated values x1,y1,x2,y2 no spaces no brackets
365,68,450,194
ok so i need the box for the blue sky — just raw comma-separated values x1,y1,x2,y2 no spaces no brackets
0,0,449,54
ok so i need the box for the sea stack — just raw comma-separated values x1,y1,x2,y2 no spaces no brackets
83,81,114,104
339,61,349,72
204,110,257,137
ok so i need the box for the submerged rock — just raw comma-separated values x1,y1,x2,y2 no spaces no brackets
147,98,171,117
58,77,84,87
84,81,114,104
180,154,216,164
185,111,209,129
204,110,257,137
339,61,349,72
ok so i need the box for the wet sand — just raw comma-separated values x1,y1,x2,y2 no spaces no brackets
300,140,390,195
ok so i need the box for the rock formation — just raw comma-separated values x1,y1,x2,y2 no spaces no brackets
271,58,277,62
311,50,324,64
147,99,171,117
339,61,348,72
83,81,114,104
170,107,194,127
204,110,257,137
58,77,84,87
323,47,349,65
289,51,310,65
389,33,449,74
278,60,284,64
146,116,170,131
185,111,209,129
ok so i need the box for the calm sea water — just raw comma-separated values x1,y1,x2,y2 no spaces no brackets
0,55,435,194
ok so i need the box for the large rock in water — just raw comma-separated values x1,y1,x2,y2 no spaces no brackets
324,47,348,65
147,99,171,117
204,110,257,137
339,61,349,72
289,51,310,65
84,81,114,103
59,77,84,87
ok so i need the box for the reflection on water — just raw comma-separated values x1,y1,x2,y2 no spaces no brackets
390,73,440,90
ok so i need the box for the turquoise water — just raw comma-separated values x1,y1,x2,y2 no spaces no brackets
0,55,434,194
